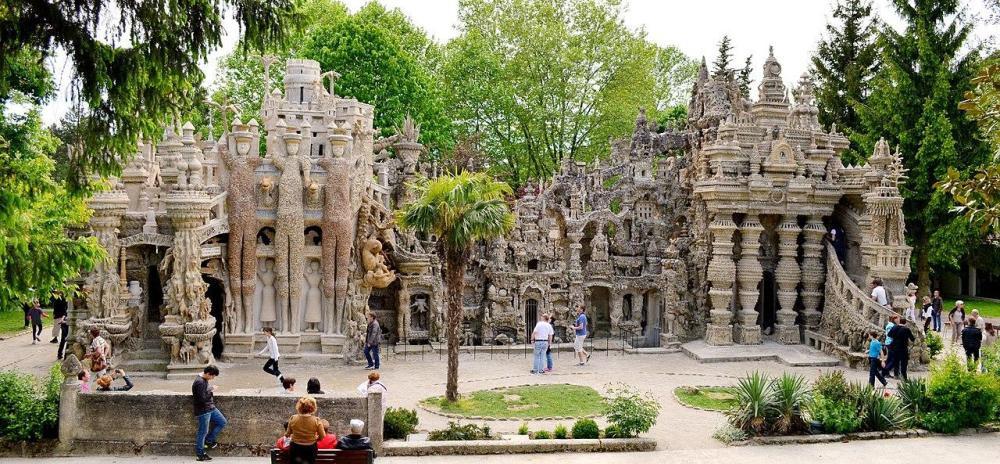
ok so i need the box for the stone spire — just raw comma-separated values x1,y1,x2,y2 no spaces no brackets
751,46,791,127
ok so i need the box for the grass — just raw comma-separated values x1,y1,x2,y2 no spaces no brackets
420,384,605,419
674,386,737,412
943,298,1000,319
0,310,29,336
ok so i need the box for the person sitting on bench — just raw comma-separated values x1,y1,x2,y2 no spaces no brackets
275,421,291,452
337,419,373,452
316,419,337,449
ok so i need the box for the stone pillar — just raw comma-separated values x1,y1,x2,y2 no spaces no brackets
58,355,82,449
85,187,129,319
800,216,826,329
160,188,216,379
705,216,737,345
367,391,384,454
774,217,802,344
736,214,763,345
567,232,584,271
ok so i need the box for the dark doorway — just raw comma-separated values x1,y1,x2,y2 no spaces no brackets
757,270,777,332
204,276,225,359
147,266,163,323
524,298,538,341
589,287,611,337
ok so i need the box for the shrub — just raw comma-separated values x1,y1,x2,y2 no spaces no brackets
711,424,749,444
571,418,599,439
603,383,661,438
383,407,419,440
925,331,944,358
982,343,1000,378
812,370,849,402
856,386,909,432
603,424,627,438
532,430,551,439
771,374,810,435
517,422,529,435
726,372,775,436
0,364,62,441
553,424,568,439
923,355,1000,433
897,378,927,421
808,395,861,434
427,422,493,441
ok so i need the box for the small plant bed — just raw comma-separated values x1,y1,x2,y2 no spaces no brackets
420,384,604,420
674,386,736,412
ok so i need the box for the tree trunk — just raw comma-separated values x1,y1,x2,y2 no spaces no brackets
916,233,930,298
444,248,466,402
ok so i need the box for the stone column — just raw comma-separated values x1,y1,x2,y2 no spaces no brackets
800,216,826,329
705,216,737,345
736,214,763,345
567,232,584,271
774,217,802,344
160,188,216,379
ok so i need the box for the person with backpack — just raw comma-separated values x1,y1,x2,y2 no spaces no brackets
962,319,983,370
883,318,915,380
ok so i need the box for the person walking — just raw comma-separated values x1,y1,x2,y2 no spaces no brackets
949,301,966,344
48,291,68,343
530,314,553,375
87,328,111,378
904,284,918,322
883,318,915,380
867,331,887,387
572,305,590,366
931,290,944,332
22,299,31,328
544,314,555,372
258,327,282,384
56,316,70,360
870,278,889,308
961,319,983,370
363,313,381,370
883,315,899,378
921,296,934,332
284,396,325,464
28,300,47,344
193,365,227,462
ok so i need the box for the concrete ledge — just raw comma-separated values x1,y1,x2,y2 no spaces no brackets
682,340,840,367
383,438,657,456
731,425,999,447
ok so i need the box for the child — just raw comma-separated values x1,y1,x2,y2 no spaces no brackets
258,327,282,384
867,331,887,387
28,300,48,344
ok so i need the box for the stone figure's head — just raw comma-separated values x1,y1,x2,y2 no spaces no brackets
264,259,274,271
326,120,352,158
309,260,320,271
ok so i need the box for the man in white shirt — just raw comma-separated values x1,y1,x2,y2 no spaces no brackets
530,314,553,375
870,278,889,307
258,327,282,384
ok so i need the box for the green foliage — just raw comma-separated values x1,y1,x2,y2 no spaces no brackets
0,364,62,441
397,172,514,250
857,386,910,431
710,36,753,97
923,355,1000,433
532,430,551,439
442,0,694,185
897,378,927,422
811,0,880,165
983,343,1000,378
812,370,850,403
925,331,944,358
602,424,626,438
383,407,419,440
552,424,568,439
517,422,529,435
0,0,296,180
421,384,605,419
771,374,811,435
808,395,862,433
711,424,749,444
674,386,737,412
727,372,775,436
427,422,493,441
603,383,661,438
570,418,600,439
855,0,989,289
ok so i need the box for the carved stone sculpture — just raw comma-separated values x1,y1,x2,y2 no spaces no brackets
304,259,323,331
270,119,312,333
319,121,358,334
219,120,262,333
361,238,396,288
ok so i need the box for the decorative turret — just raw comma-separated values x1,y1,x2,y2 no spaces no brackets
283,59,323,106
751,47,791,127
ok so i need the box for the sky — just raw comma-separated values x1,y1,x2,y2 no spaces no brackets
38,0,996,125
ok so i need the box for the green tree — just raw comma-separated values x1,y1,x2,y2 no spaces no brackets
855,0,990,292
0,0,296,181
397,172,514,402
444,0,692,185
302,2,452,152
811,0,880,165
712,36,734,78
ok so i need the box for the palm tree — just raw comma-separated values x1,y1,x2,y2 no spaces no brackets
397,171,514,402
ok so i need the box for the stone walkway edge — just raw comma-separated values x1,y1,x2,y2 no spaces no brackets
382,437,657,456
733,424,1000,447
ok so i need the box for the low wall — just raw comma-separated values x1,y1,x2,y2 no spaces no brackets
383,438,657,456
59,380,383,456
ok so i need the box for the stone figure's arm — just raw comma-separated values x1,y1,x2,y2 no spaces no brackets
269,151,285,171
300,156,312,185
249,154,263,168
218,141,235,168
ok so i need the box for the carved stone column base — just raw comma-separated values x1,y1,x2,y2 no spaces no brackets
276,334,302,358
705,324,734,345
735,324,762,345
803,310,822,329
321,334,346,354
775,324,801,344
222,334,254,359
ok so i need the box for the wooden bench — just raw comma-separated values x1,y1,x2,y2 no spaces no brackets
269,448,374,464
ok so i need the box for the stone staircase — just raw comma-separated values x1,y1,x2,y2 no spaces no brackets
118,322,170,375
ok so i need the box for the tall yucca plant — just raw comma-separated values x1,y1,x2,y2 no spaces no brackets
397,171,515,402
727,371,776,435
771,374,811,434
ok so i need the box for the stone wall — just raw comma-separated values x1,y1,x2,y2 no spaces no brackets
59,380,383,454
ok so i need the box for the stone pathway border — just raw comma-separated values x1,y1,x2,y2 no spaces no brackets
383,437,657,456
418,383,602,421
732,424,1000,446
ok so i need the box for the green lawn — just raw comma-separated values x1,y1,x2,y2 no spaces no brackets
0,310,28,336
421,384,605,419
943,298,1000,319
674,386,737,412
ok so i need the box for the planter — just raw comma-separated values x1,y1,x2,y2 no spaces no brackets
383,437,656,456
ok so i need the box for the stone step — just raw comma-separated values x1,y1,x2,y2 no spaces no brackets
118,358,169,373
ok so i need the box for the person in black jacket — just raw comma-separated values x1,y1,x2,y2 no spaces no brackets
193,365,227,461
96,369,134,391
338,419,374,454
883,319,915,380
49,291,68,343
962,319,983,368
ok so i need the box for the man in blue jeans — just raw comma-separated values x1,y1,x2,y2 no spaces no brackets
364,312,381,370
193,365,227,461
530,314,552,374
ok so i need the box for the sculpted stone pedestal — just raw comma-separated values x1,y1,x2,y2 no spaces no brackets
774,218,802,344
735,215,763,345
705,217,737,346
276,334,302,359
223,334,255,360
321,334,346,354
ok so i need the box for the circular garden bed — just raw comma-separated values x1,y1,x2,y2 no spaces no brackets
420,383,605,420
673,386,736,412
